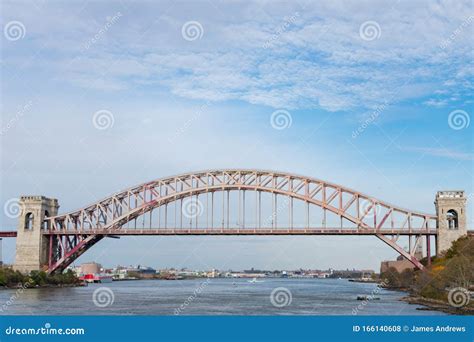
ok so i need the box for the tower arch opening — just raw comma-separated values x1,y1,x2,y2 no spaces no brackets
446,209,459,230
24,212,34,230
43,210,50,230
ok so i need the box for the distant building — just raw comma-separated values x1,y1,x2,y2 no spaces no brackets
80,262,102,275
380,244,423,273
380,255,416,273
115,265,157,278
133,265,156,275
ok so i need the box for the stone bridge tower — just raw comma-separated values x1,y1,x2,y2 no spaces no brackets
435,191,467,253
14,196,59,274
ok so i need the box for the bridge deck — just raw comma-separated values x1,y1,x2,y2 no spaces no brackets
41,228,439,236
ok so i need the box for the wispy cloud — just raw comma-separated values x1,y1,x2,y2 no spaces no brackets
2,0,473,112
405,146,474,161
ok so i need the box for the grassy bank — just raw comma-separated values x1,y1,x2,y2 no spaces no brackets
0,267,81,288
380,235,473,314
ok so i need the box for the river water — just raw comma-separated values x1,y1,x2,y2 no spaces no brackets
0,278,446,315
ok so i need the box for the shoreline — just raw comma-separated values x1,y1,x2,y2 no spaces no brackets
1,283,86,290
400,294,474,315
367,283,474,315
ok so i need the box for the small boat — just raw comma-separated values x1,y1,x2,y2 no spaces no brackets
80,273,113,283
357,295,380,300
247,277,264,283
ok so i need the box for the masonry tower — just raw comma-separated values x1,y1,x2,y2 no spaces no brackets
435,191,467,253
14,196,59,273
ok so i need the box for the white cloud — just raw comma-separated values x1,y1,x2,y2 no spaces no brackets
2,0,473,112
405,146,474,161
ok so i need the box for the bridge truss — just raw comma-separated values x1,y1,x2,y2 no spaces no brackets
43,170,437,273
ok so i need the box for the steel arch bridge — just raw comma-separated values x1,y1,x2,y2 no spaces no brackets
40,169,438,273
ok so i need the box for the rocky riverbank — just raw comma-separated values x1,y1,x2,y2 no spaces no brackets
401,295,474,315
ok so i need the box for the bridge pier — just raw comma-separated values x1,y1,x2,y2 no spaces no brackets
435,191,467,255
14,196,59,274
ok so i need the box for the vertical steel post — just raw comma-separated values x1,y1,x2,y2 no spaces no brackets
238,190,241,227
222,190,225,229
243,190,245,229
227,191,230,229
426,235,431,267
256,175,259,229
258,191,261,229
306,203,309,229
48,236,53,269
275,194,278,228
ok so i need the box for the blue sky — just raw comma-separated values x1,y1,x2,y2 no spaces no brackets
1,0,473,270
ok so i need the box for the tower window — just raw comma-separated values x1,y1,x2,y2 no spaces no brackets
24,212,34,230
43,210,49,230
446,209,459,230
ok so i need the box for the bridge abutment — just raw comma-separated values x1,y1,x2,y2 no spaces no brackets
435,191,467,254
14,196,59,274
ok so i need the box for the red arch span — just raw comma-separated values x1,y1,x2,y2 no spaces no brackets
45,170,437,273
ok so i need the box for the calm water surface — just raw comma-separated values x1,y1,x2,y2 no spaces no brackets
0,278,446,315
